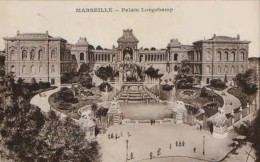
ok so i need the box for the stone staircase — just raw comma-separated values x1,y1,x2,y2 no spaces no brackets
116,83,159,103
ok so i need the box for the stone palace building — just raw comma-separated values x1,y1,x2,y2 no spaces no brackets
3,29,250,85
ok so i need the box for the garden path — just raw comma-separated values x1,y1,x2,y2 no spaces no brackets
206,86,241,114
30,86,69,118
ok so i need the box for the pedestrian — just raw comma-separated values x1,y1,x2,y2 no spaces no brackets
199,124,202,131
176,141,178,147
179,141,182,147
193,147,196,153
182,141,185,147
111,133,114,139
150,152,153,159
108,133,110,139
157,148,161,156
150,119,152,125
169,144,172,149
130,152,134,159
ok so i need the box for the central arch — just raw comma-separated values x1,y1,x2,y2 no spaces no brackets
123,47,133,62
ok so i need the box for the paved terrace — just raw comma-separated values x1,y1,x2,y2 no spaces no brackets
97,124,236,162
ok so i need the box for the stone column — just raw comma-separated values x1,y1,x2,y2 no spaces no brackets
247,102,250,115
231,110,234,125
239,106,243,119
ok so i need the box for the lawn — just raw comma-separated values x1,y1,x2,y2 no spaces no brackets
49,86,112,119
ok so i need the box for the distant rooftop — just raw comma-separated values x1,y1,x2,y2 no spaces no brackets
193,34,251,44
3,30,67,42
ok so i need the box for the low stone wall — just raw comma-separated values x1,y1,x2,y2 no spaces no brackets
122,118,174,125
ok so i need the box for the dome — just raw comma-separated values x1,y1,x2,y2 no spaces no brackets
75,37,88,46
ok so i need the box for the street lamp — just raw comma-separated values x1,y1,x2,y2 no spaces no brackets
203,136,205,155
126,139,129,162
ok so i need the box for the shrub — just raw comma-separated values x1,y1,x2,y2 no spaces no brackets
210,79,226,88
28,83,39,91
58,101,73,110
177,80,193,89
99,82,113,92
58,87,74,101
162,84,173,91
200,86,208,97
39,81,51,89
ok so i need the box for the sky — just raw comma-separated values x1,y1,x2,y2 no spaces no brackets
0,0,259,57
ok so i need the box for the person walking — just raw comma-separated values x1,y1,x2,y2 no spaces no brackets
169,144,172,149
179,141,182,147
108,133,110,139
150,152,153,159
130,152,134,159
193,147,196,153
176,141,178,147
157,148,161,156
182,141,185,147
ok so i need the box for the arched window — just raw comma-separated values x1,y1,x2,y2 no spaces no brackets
101,54,104,61
105,54,107,61
30,49,36,60
22,50,27,60
217,66,221,74
98,54,101,61
10,50,15,60
231,66,235,74
207,51,211,61
51,50,56,59
216,51,221,61
39,65,42,73
51,65,55,73
206,66,211,74
11,65,15,72
160,55,162,61
240,52,245,61
108,54,110,62
139,55,143,62
30,65,34,74
22,65,26,74
174,53,178,61
174,65,178,71
224,66,229,73
230,52,235,61
80,52,84,61
240,66,244,73
224,51,228,61
38,50,44,60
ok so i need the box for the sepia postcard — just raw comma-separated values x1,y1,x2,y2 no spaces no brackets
0,0,259,162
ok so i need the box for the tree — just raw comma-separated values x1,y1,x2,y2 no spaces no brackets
96,45,103,50
145,66,163,79
39,112,100,161
150,47,156,51
95,65,116,81
234,69,258,95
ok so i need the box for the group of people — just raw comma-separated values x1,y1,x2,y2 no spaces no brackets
225,100,233,106
150,119,156,125
175,141,185,147
107,131,131,139
149,148,161,159
39,92,46,97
